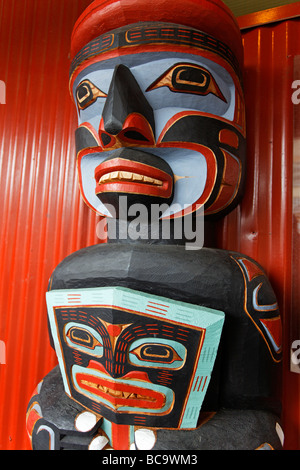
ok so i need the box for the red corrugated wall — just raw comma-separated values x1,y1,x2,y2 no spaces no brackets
216,15,300,450
0,0,94,450
0,0,299,450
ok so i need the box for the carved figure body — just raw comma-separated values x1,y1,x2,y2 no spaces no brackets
26,0,283,450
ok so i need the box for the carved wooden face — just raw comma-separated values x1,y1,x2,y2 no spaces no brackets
46,287,224,429
70,23,246,220
54,306,202,427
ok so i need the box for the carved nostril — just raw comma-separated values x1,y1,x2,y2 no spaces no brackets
101,133,113,146
123,130,149,142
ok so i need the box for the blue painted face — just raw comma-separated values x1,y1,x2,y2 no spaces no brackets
71,38,246,220
73,53,235,131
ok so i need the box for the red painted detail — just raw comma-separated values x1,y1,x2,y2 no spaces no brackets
161,142,217,218
26,406,42,437
147,301,169,311
70,0,243,67
78,361,165,411
76,369,166,410
201,376,208,391
99,117,116,148
111,422,131,450
107,324,122,337
94,157,173,198
219,129,239,149
99,113,155,148
88,360,150,382
120,114,155,145
239,258,264,282
260,317,282,350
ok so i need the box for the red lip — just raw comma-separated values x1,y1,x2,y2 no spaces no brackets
94,157,173,198
75,361,166,410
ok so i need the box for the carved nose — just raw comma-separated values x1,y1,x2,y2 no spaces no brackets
100,64,155,146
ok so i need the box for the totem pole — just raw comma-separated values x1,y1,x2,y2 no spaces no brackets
26,0,283,450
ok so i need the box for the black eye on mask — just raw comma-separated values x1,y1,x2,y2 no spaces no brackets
76,79,107,110
147,63,226,102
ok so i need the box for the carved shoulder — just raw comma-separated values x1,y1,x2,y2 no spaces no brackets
209,252,282,412
229,253,282,363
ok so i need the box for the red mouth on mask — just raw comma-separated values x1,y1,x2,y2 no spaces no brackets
95,156,173,199
75,361,167,411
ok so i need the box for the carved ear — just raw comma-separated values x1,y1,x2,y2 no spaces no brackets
102,64,155,137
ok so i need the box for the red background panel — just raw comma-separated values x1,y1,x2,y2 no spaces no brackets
216,16,300,450
0,0,94,450
0,0,299,450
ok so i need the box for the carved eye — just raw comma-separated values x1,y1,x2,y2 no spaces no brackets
130,343,182,363
65,325,103,356
76,80,107,110
129,340,186,369
147,63,226,102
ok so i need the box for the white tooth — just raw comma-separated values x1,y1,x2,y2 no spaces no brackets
132,173,143,181
99,171,163,186
110,171,119,180
143,176,154,184
143,175,163,186
99,174,108,183
120,171,133,180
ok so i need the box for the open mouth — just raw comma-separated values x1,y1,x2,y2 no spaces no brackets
94,149,173,198
75,371,167,411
